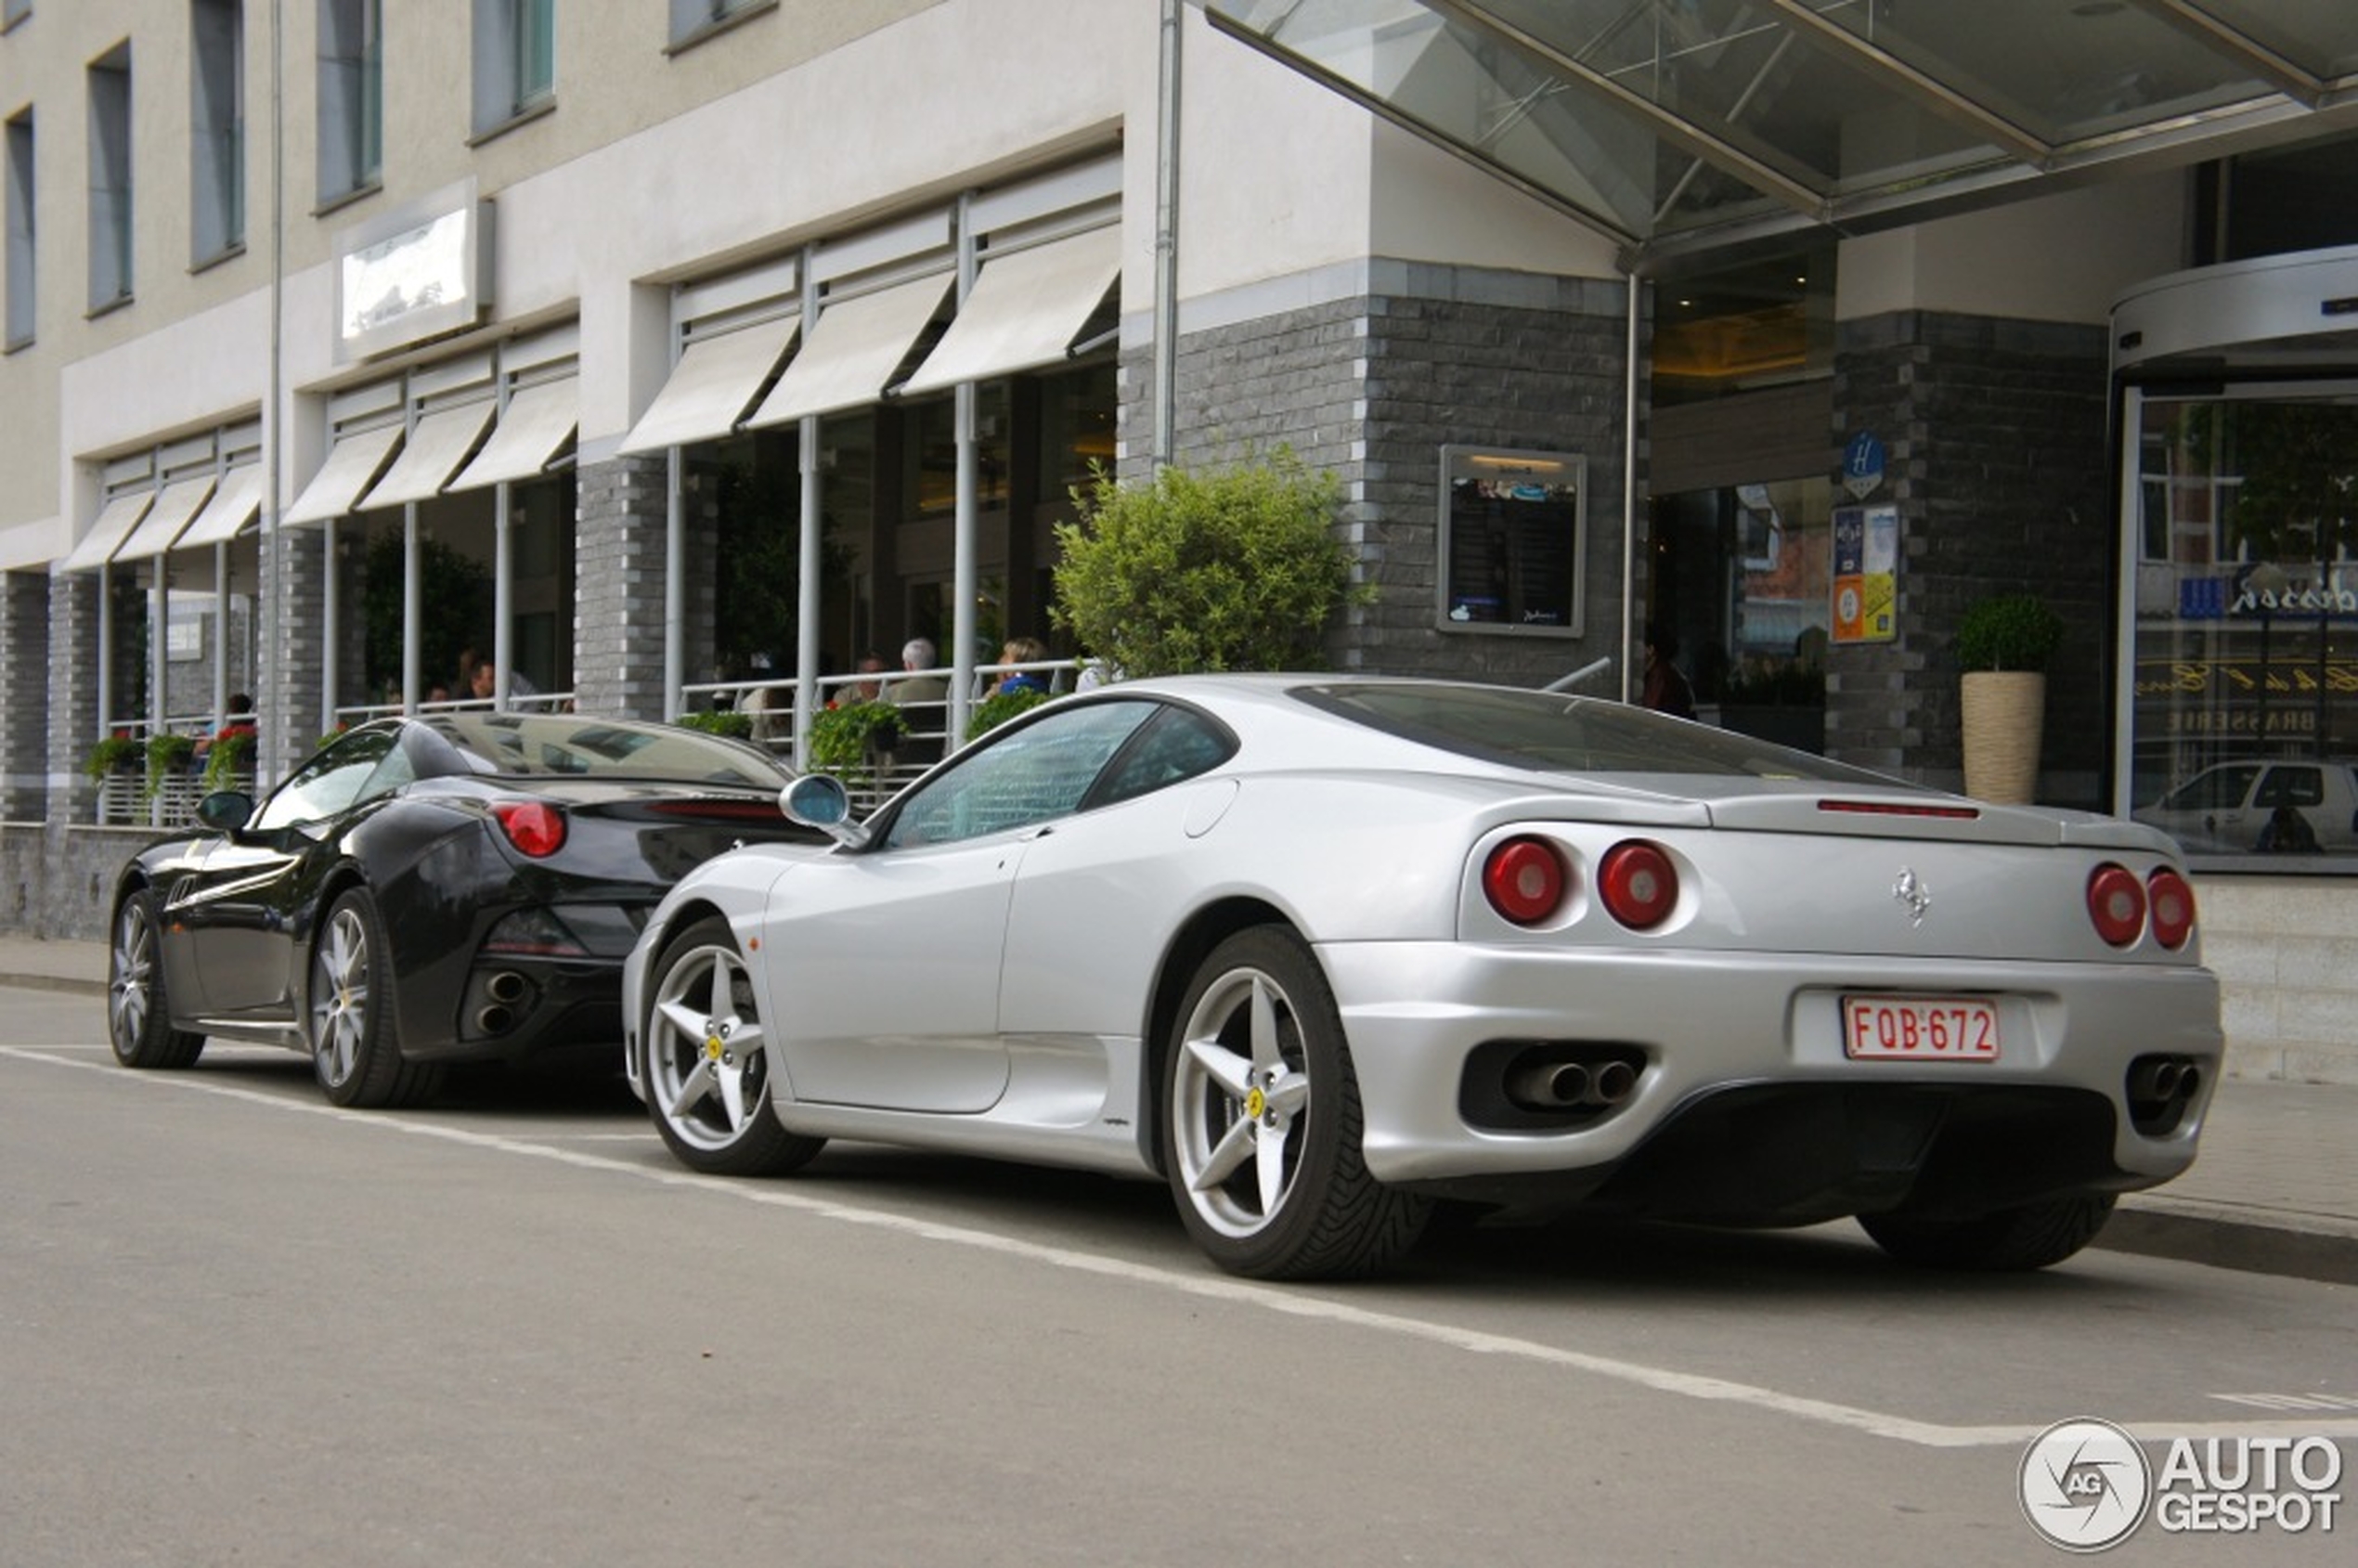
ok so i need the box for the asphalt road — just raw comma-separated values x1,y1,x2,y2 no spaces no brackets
4,987,2351,1567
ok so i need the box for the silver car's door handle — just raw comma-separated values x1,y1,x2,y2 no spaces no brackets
1018,824,1056,841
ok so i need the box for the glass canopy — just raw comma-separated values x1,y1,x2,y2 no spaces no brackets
1194,0,2358,262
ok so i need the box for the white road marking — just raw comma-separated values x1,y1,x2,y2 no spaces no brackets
12,1043,2355,1451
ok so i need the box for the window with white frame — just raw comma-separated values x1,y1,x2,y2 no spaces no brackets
86,44,133,310
317,0,381,204
191,0,244,263
472,0,553,134
5,109,31,347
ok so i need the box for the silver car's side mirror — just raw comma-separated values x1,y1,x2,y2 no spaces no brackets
782,774,869,848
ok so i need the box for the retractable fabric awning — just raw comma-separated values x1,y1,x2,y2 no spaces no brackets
897,227,1122,396
745,274,954,429
358,402,497,510
283,424,404,526
449,378,579,490
176,464,266,550
58,490,157,573
617,317,800,455
110,475,219,563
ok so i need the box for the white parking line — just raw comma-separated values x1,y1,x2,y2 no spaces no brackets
12,1043,2356,1451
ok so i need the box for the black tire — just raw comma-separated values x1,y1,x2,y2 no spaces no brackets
640,916,823,1176
1161,927,1431,1279
307,888,444,1109
1859,1193,2118,1271
108,889,205,1070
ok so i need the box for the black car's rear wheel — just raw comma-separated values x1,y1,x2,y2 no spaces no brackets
308,888,442,1108
641,916,823,1176
108,889,204,1069
1162,927,1430,1279
1859,1193,2118,1271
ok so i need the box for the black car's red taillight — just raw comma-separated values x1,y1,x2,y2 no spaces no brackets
1483,836,1568,926
494,800,567,858
2087,862,2146,948
1598,841,1678,930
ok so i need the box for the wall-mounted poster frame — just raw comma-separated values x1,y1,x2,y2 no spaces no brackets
1437,445,1586,638
1832,502,1898,644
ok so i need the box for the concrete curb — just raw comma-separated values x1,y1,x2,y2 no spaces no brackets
2101,1199,2358,1288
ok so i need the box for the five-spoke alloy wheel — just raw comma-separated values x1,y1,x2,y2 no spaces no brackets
641,916,823,1176
1163,927,1429,1279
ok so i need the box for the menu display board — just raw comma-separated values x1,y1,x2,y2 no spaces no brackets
1437,446,1586,638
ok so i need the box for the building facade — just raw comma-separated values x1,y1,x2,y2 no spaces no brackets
3,2,2355,1081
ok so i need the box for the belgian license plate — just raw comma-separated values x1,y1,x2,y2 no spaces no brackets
1842,996,2000,1061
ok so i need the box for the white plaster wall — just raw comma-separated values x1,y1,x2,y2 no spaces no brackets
2197,876,2358,1086
1835,174,2190,325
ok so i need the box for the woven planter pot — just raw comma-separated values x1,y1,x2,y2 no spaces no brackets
1961,670,2045,803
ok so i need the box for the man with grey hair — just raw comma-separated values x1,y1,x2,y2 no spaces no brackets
889,636,951,766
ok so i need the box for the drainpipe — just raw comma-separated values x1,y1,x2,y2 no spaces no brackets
795,245,822,765
1620,269,1641,706
1153,0,1182,471
949,193,978,745
663,444,683,720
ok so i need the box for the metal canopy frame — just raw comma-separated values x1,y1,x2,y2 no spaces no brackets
1194,0,2358,267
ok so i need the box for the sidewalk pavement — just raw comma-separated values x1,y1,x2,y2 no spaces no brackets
9,934,2354,1285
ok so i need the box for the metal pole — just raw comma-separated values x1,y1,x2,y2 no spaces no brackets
1153,0,1183,471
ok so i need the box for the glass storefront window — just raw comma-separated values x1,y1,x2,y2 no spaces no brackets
1037,361,1117,499
902,382,1009,517
2127,386,2358,859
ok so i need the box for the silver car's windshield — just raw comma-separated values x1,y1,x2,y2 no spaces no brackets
1293,681,1895,784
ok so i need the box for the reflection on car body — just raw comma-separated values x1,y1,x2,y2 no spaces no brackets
623,675,2222,1280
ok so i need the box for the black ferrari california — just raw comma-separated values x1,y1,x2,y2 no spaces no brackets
107,711,820,1107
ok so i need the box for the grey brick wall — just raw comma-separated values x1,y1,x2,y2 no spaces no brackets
0,571,51,821
1830,311,2111,804
261,525,330,770
573,453,674,720
45,570,103,823
1121,264,1632,689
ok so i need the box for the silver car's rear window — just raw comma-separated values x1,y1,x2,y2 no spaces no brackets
1292,681,1892,784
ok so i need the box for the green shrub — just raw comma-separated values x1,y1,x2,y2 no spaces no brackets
1051,449,1369,678
1956,594,2064,673
144,732,196,802
201,727,257,794
84,734,143,782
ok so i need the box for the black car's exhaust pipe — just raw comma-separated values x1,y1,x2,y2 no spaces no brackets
486,971,527,1004
477,1004,514,1035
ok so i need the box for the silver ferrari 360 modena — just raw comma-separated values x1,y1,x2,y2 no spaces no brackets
621,676,2221,1280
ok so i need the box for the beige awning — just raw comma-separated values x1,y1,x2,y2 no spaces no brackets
449,378,578,490
898,228,1121,396
111,476,220,563
176,464,266,550
58,491,156,574
745,274,953,429
283,424,404,526
617,317,800,455
358,402,496,509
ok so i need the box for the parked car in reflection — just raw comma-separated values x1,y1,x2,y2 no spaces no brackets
2132,758,2358,854
108,712,821,1107
622,675,2221,1280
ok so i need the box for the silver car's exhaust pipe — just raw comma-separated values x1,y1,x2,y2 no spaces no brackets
1506,1059,1590,1109
1582,1058,1639,1108
2128,1056,2183,1101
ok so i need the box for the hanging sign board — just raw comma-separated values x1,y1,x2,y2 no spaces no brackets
1436,446,1586,638
1842,431,1886,500
1833,503,1898,643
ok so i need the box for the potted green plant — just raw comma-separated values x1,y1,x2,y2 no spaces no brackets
674,709,755,740
200,724,257,794
83,733,144,783
808,700,905,790
1956,592,2064,803
144,732,197,804
966,687,1050,740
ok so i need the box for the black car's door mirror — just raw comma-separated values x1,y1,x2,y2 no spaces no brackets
196,789,254,834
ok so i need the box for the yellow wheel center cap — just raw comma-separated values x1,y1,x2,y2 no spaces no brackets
706,1036,725,1061
1244,1085,1267,1120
